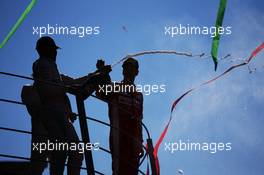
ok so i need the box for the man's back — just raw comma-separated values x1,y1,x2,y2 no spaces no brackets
33,56,67,107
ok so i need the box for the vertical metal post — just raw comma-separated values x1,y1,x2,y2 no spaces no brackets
147,138,157,175
76,95,95,175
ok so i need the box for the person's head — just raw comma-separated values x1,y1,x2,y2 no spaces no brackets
122,57,139,84
36,36,60,61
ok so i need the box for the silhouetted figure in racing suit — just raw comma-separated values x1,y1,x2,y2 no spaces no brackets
96,58,144,175
28,36,101,175
21,84,49,175
21,85,78,175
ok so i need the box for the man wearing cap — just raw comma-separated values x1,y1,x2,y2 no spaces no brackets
96,58,144,175
32,36,101,175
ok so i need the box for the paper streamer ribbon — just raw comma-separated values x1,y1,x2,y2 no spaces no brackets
152,42,264,175
0,0,37,49
111,50,205,68
211,0,227,70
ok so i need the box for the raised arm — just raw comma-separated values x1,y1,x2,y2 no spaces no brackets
61,74,90,86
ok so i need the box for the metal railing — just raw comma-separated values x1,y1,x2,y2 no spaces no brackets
0,71,158,175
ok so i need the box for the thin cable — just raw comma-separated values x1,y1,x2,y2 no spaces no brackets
0,127,146,175
0,71,153,172
0,98,149,168
0,71,151,138
0,123,148,168
0,126,31,135
0,127,145,175
0,98,148,153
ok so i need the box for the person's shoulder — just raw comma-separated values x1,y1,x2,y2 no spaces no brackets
32,58,40,70
33,58,40,65
134,85,143,100
135,91,143,99
103,81,122,98
137,91,143,96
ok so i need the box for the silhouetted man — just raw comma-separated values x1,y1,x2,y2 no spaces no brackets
96,58,144,175
21,84,48,175
21,85,77,175
31,36,96,175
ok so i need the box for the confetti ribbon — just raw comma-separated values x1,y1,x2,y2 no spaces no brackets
111,50,206,68
0,0,37,49
109,47,263,174
152,42,264,175
211,0,227,70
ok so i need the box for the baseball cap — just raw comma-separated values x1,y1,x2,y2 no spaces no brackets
36,36,60,50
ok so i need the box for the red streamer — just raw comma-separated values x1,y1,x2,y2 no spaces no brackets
151,42,264,174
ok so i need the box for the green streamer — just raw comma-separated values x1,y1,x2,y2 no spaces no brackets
211,0,227,71
0,0,37,49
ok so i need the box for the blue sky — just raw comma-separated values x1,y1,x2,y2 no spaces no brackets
0,0,264,174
